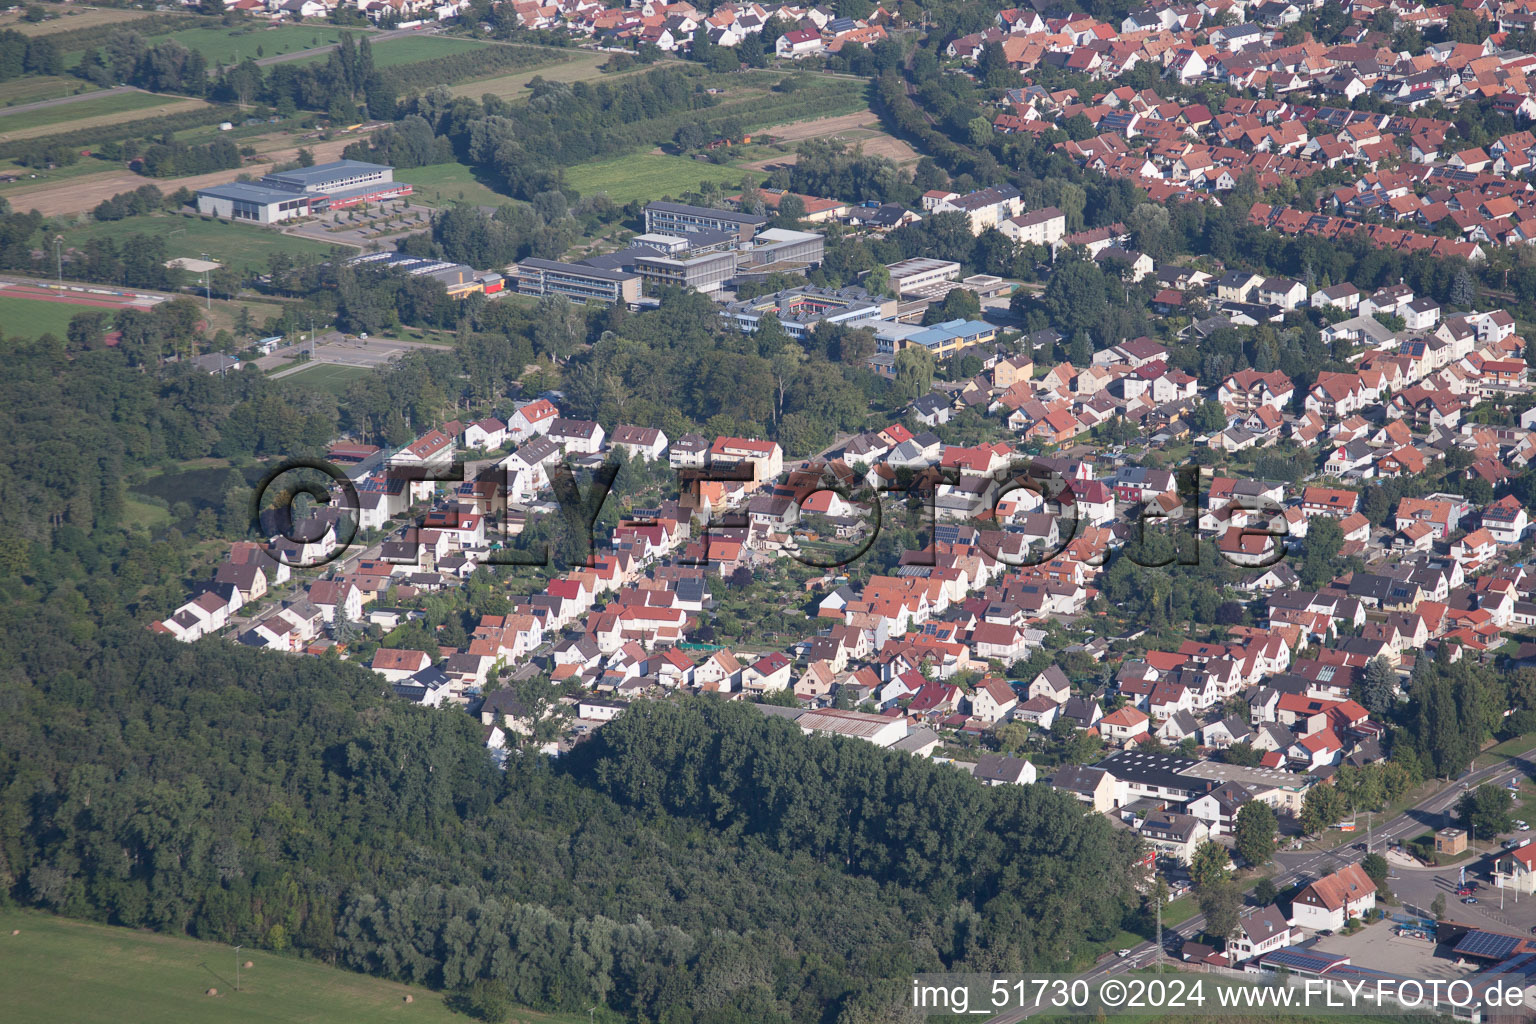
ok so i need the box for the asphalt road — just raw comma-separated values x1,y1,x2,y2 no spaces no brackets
981,747,1536,1023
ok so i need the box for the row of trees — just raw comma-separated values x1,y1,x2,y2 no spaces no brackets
0,27,61,80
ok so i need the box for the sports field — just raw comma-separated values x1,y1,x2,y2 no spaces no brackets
277,361,372,395
564,152,758,204
0,909,587,1024
0,291,102,338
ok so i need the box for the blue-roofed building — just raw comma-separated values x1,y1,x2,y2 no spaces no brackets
261,159,395,194
873,318,997,359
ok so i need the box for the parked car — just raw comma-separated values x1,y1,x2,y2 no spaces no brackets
1456,886,1474,896
1463,897,1479,905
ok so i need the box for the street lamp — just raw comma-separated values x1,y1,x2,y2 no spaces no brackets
201,252,212,312
234,945,243,992
53,234,63,290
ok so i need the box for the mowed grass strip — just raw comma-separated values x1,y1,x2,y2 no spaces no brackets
0,909,591,1024
0,92,208,142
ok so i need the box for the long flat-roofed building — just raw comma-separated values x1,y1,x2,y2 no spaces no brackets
644,200,767,241
887,257,962,296
513,257,640,305
348,251,491,299
261,159,394,194
631,247,737,294
752,703,908,747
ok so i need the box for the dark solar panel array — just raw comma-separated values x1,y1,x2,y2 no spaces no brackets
1454,930,1522,960
1262,949,1344,973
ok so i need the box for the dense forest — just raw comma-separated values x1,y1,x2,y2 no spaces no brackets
0,614,1141,1024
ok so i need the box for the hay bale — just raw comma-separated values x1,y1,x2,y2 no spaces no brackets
402,994,414,1004
243,960,254,969
10,929,18,936
205,988,218,997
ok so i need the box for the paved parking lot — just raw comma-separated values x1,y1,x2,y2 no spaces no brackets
280,202,433,248
1312,919,1480,978
1388,861,1536,934
263,334,445,375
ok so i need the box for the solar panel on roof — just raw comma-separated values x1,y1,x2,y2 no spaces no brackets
1263,949,1344,972
1455,930,1522,960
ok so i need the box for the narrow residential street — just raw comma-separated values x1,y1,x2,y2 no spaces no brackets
983,747,1536,1023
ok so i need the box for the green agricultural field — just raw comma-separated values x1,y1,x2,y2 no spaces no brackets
0,156,119,194
130,24,355,68
450,49,630,100
407,160,518,208
277,360,371,396
0,291,98,338
369,34,489,68
564,152,759,205
287,33,488,70
61,214,342,277
0,74,98,106
0,89,172,135
0,909,588,1024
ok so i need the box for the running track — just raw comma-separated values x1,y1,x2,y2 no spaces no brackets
0,282,162,311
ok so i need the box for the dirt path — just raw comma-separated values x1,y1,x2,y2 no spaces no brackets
756,109,883,142
5,133,371,217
